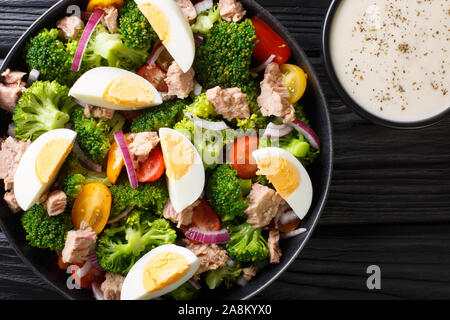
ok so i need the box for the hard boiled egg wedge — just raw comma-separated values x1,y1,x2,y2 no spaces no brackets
121,244,200,300
14,129,77,211
135,0,195,72
159,128,205,213
69,67,162,110
252,147,313,220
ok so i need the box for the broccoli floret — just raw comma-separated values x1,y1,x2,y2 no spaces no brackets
71,107,125,163
259,130,319,167
109,176,169,219
205,164,248,222
96,209,177,275
62,173,111,204
57,152,111,203
252,174,272,188
186,93,217,119
205,263,243,289
174,117,235,170
86,25,149,72
130,100,187,133
13,80,76,141
165,281,198,300
118,0,158,50
191,3,221,34
21,204,73,252
194,19,256,90
226,222,268,263
25,28,80,86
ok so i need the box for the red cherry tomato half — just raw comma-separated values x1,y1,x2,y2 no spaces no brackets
137,63,168,93
181,199,221,244
70,263,104,290
251,17,291,65
136,146,165,183
228,136,260,179
191,199,221,232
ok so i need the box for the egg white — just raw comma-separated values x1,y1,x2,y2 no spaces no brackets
134,0,195,73
68,67,162,110
252,147,313,220
121,244,200,300
159,128,205,213
13,129,77,211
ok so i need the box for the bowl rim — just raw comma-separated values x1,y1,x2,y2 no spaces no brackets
321,0,450,130
0,0,333,300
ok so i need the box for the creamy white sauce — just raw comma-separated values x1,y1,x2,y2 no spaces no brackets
330,0,450,122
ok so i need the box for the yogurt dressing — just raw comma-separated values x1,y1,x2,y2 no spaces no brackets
330,0,450,122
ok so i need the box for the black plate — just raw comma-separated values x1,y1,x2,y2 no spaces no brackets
0,0,333,300
322,0,450,129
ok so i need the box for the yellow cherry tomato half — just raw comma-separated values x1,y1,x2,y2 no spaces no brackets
72,182,112,234
107,133,131,184
280,64,308,104
87,0,123,11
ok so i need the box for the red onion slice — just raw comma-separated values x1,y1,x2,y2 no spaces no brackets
192,80,202,96
185,227,230,244
7,123,15,137
147,41,164,65
107,206,135,225
26,69,40,87
263,122,293,139
251,54,276,73
88,251,104,273
72,141,103,173
71,8,104,72
278,210,299,225
91,282,104,300
194,33,205,47
114,131,138,189
185,112,229,131
280,228,307,240
194,0,213,14
288,119,320,150
189,278,202,290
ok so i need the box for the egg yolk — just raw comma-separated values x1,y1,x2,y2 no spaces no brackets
142,251,189,294
103,76,155,108
138,3,170,45
256,156,300,199
160,135,194,180
35,139,73,185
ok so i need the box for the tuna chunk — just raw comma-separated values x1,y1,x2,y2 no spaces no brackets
92,107,115,121
257,63,296,123
206,86,250,121
163,198,200,228
56,15,84,39
101,272,125,300
242,265,256,281
127,132,160,168
3,190,20,213
164,62,195,99
174,0,197,21
245,183,284,228
1,69,26,85
44,190,67,216
219,0,246,22
0,137,30,190
183,239,229,275
101,7,119,33
62,226,97,264
268,229,281,264
0,70,26,113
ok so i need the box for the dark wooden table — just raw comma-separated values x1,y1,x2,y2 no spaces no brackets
0,0,449,300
